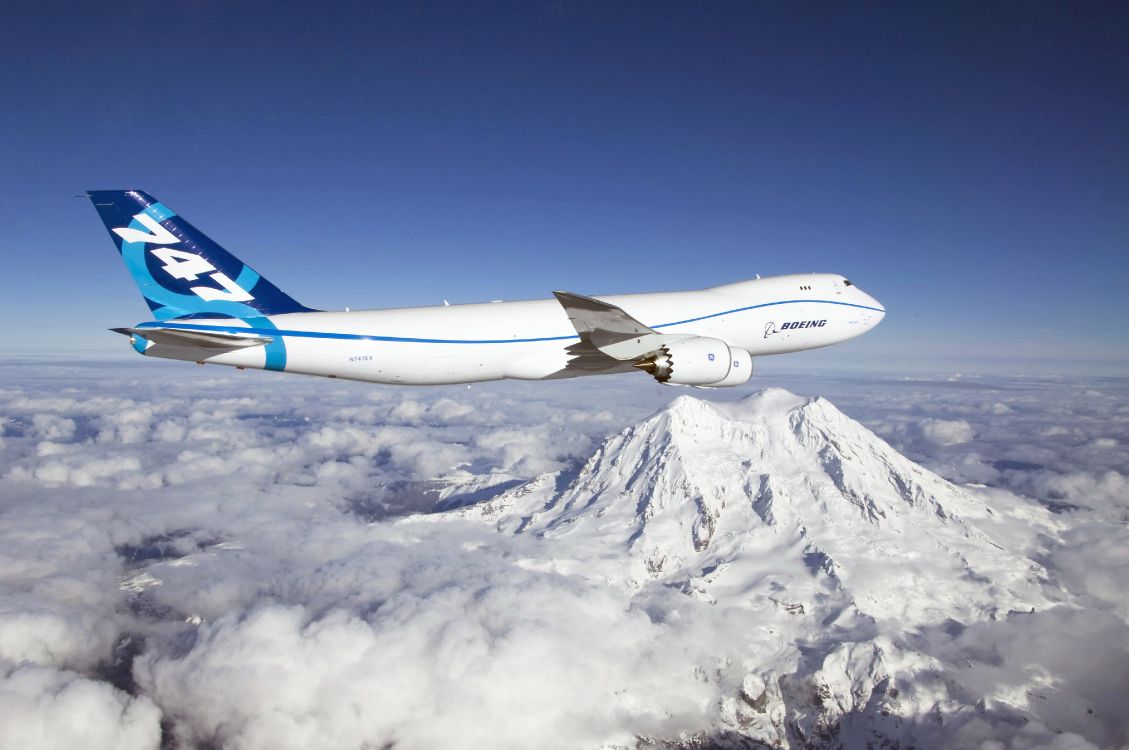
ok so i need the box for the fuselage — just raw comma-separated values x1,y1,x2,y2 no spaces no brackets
132,272,885,385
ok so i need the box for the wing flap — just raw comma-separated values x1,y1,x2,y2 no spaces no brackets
552,290,686,361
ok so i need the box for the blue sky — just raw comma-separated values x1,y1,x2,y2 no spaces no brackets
2,2,1126,372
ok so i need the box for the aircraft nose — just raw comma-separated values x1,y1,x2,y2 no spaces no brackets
860,291,886,328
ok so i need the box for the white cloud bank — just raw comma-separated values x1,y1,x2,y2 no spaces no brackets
919,417,975,446
0,361,1125,748
136,575,718,749
0,664,160,750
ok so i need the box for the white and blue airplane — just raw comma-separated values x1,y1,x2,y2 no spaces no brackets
90,190,885,387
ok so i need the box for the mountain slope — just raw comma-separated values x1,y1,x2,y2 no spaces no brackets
422,389,1063,748
456,389,1047,622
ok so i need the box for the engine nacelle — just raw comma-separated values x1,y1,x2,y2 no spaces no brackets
634,337,752,386
705,346,753,387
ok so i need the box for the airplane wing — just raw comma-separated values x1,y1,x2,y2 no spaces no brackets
552,291,687,361
111,327,273,350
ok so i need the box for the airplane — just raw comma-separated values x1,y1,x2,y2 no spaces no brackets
88,190,885,387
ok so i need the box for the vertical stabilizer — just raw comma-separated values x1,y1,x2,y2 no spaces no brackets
87,190,317,320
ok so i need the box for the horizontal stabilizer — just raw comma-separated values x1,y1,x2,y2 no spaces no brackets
553,290,685,361
111,326,273,350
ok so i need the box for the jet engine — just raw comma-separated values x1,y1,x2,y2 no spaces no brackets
633,337,753,387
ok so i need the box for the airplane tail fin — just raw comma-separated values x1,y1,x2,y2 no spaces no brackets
87,190,317,320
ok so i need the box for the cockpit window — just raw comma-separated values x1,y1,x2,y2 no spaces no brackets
843,279,853,286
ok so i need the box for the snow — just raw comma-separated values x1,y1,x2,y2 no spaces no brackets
424,388,1110,747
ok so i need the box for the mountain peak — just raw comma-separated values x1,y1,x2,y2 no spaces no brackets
726,386,815,416
650,393,724,429
442,389,1048,625
657,388,849,446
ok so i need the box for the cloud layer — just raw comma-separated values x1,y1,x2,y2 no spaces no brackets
0,361,1125,748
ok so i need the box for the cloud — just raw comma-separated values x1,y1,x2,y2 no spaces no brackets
0,665,160,750
1006,469,1128,520
135,553,720,750
1046,520,1129,618
30,414,76,442
9,454,143,487
919,417,975,446
0,362,1126,748
929,606,1129,749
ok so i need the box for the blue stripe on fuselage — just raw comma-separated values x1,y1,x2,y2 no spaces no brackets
656,298,883,328
136,299,884,346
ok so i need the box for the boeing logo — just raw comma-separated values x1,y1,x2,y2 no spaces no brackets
764,319,828,337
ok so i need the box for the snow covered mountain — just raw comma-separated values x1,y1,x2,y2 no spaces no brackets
420,389,1064,747
456,390,1047,614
